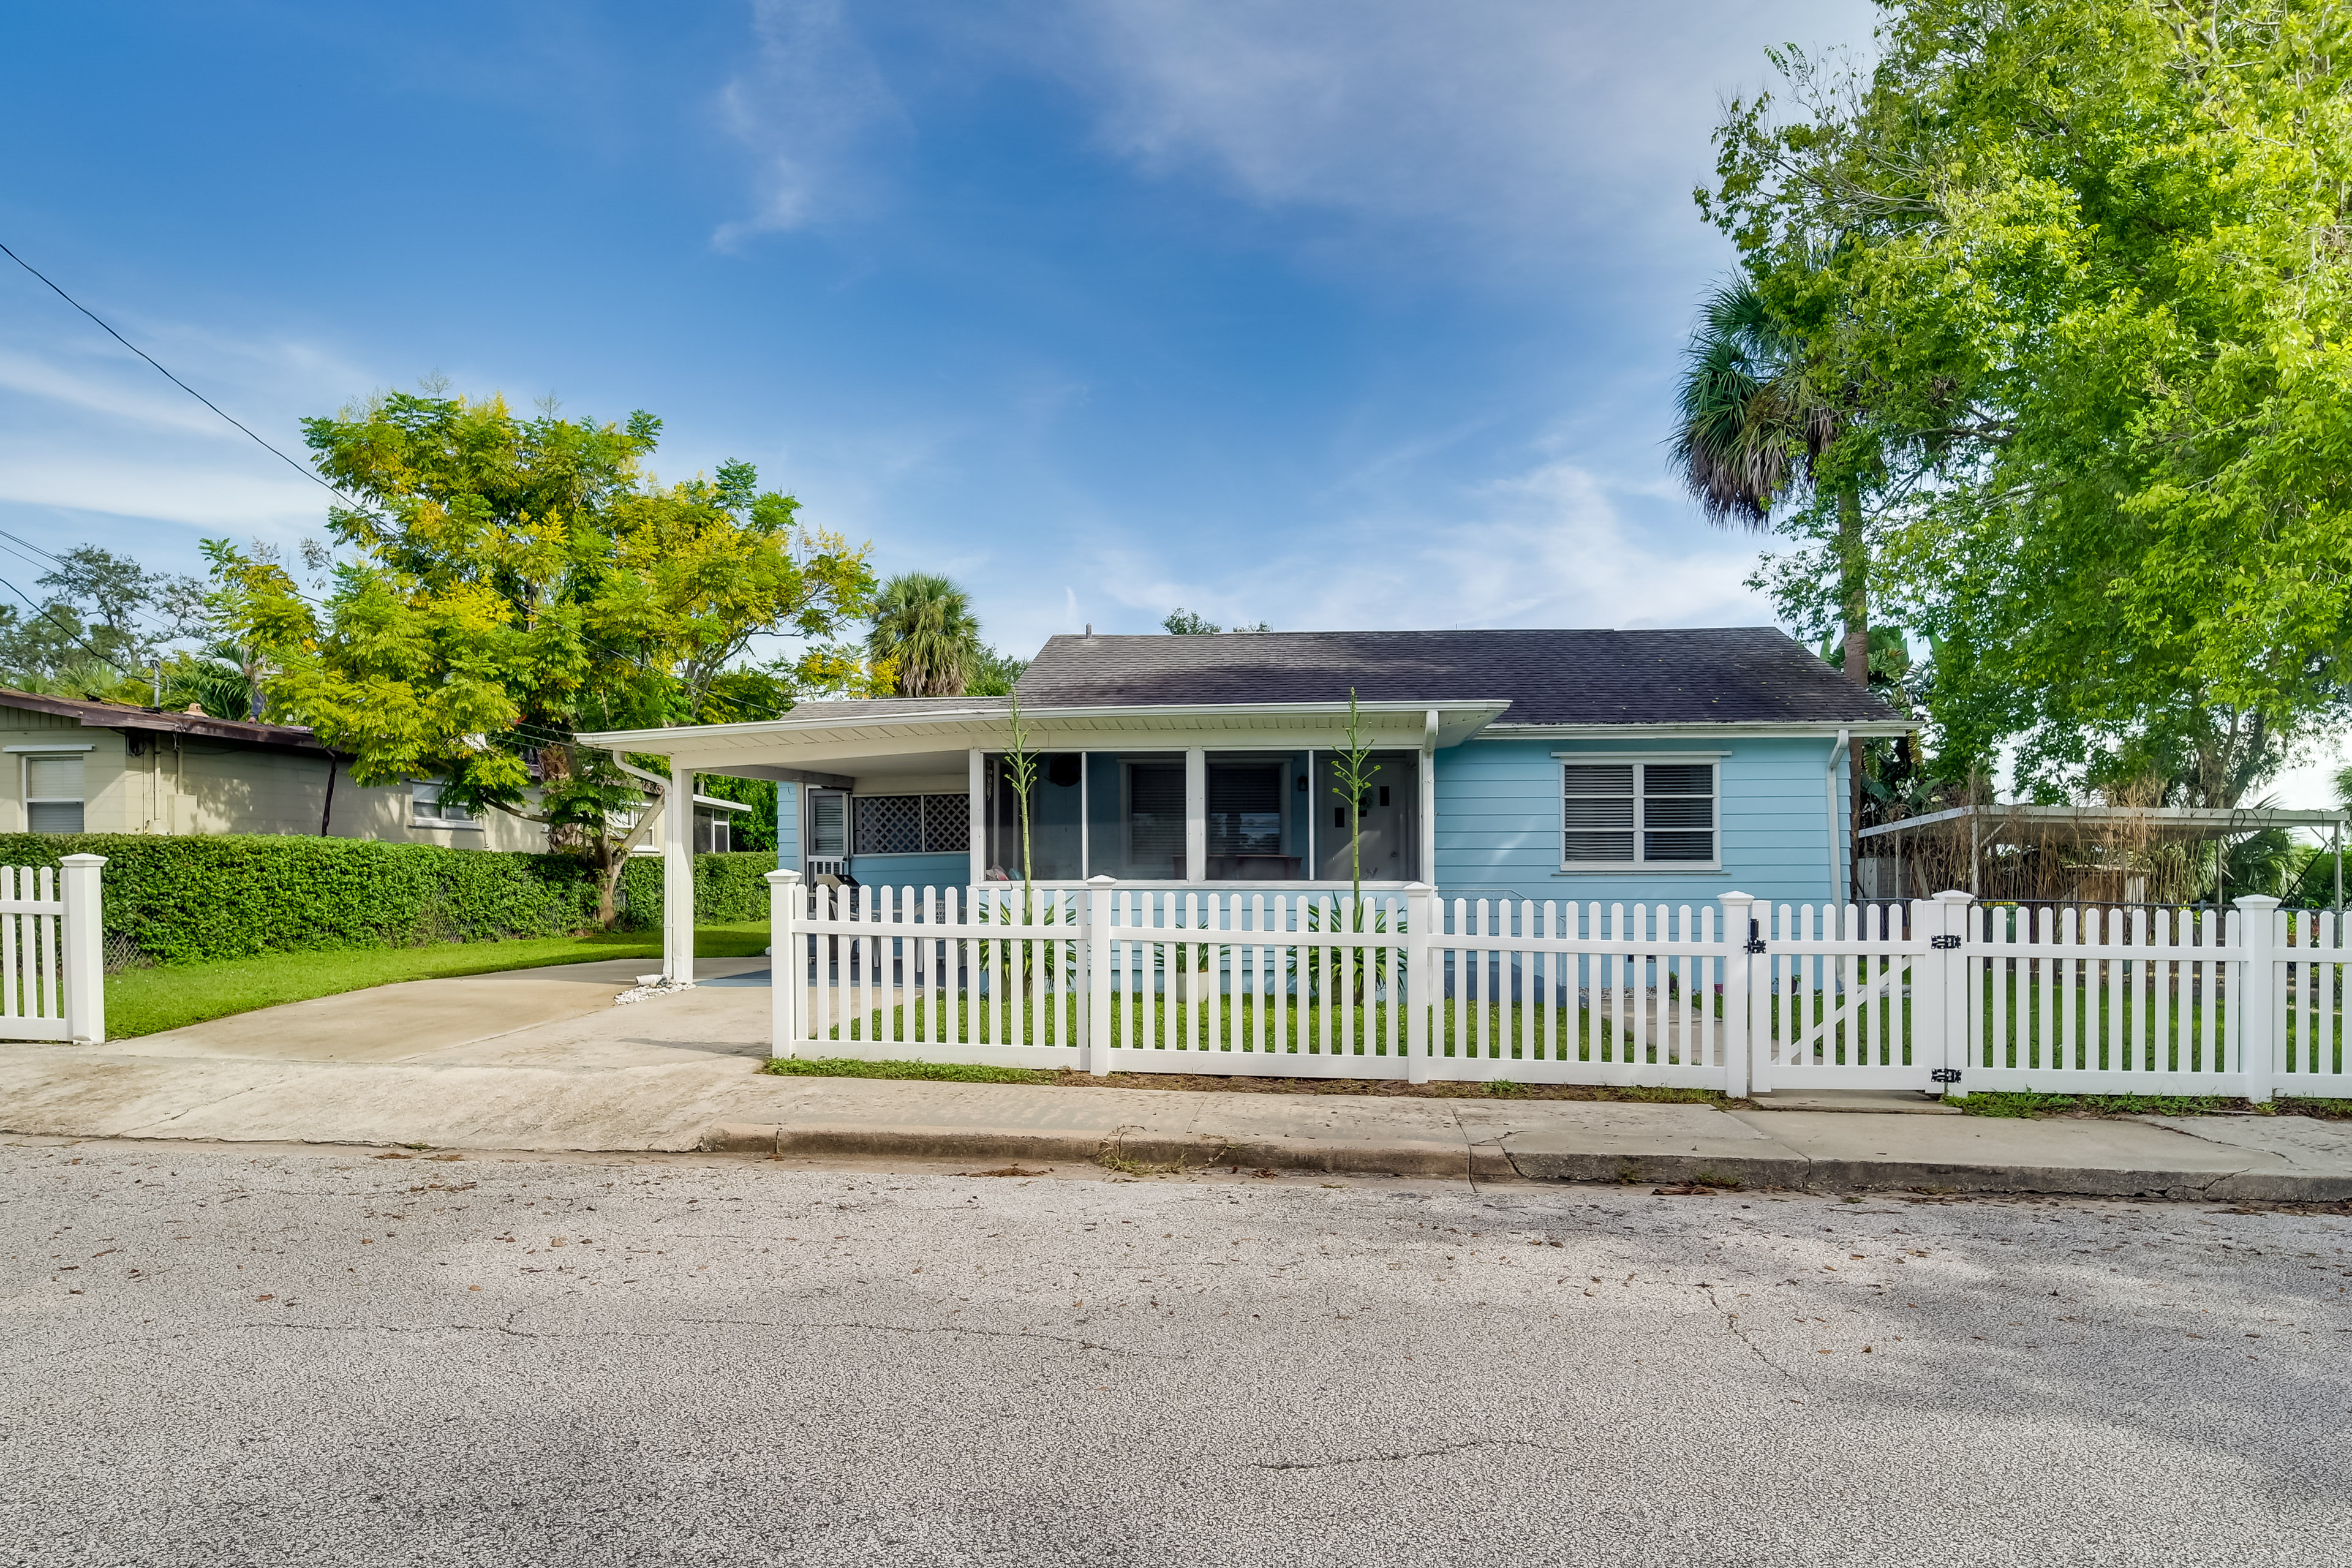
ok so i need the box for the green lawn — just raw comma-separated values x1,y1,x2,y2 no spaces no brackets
102,921,772,1039
810,991,1711,1065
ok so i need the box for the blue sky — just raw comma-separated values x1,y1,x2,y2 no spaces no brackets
9,2,2342,809
1,0,1890,646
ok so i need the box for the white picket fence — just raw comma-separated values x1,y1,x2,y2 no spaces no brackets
761,874,2347,1101
0,854,106,1044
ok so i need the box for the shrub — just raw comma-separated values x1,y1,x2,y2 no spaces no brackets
0,835,773,966
616,850,777,929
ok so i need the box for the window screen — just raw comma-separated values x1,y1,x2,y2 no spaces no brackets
1561,761,1716,866
1640,763,1716,862
809,791,848,858
1561,764,1635,863
24,753,83,835
1207,764,1281,855
1128,763,1185,862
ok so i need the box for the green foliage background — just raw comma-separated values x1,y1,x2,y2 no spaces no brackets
0,836,777,965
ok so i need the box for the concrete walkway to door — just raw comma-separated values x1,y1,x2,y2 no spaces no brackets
6,957,2352,1200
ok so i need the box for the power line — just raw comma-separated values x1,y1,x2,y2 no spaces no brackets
0,241,808,725
0,238,358,509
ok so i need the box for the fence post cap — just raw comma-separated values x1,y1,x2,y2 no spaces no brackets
2234,893,2284,910
1932,889,1975,903
1087,873,1117,884
1716,889,1755,905
58,853,107,869
1403,881,1431,892
763,869,802,884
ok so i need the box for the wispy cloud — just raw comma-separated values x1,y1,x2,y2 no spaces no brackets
1038,0,1875,269
710,0,907,247
1030,447,1765,652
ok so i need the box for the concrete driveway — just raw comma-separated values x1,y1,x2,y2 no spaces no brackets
2,959,783,1150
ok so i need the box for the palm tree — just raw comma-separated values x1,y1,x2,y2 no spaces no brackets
1670,280,1868,687
866,572,984,697
1675,279,1872,900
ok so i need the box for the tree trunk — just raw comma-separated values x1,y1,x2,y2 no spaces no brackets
1839,483,1867,902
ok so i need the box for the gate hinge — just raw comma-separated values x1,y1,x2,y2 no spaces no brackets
1930,1068,1963,1084
1743,937,1768,955
1929,934,1962,951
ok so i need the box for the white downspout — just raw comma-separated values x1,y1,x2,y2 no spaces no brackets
1825,729,1850,906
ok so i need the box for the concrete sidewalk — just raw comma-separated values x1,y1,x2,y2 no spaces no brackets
7,961,2351,1199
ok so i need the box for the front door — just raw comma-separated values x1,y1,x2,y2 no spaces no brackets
1314,752,1414,883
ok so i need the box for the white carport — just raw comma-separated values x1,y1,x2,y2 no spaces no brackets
577,697,1507,987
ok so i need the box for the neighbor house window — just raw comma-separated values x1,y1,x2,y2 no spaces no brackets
23,753,85,834
411,779,475,828
853,793,970,855
1561,760,1718,868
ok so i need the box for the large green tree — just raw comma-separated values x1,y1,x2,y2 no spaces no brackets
209,389,876,921
1702,0,2352,805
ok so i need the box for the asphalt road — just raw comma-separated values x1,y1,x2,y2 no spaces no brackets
6,1142,2350,1568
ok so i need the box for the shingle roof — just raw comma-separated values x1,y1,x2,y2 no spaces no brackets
0,687,330,750
777,696,1011,722
1012,628,1898,725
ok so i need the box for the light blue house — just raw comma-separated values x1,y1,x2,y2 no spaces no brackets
588,627,1905,914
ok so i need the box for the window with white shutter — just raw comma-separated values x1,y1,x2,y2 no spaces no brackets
23,753,84,834
1560,759,1719,869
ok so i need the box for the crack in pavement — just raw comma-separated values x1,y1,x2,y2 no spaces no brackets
1254,1436,1573,1471
1698,1282,1808,1392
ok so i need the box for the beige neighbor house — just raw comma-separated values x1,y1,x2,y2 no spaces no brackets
0,688,556,848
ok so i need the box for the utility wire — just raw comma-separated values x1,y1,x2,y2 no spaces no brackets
0,239,360,509
0,240,807,725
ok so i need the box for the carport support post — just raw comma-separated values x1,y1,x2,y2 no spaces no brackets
2236,894,2282,1104
1717,892,1755,1098
664,760,695,986
968,749,986,886
765,870,801,1060
60,853,105,1045
1086,875,1115,1074
1405,882,1433,1084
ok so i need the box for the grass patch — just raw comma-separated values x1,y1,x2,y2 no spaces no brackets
761,1057,1052,1085
759,1055,1727,1102
104,921,774,1039
1952,1089,2352,1119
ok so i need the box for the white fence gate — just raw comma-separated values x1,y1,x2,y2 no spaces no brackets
0,853,106,1044
761,873,2346,1101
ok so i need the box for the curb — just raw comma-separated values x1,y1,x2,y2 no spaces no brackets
699,1121,1513,1180
699,1121,2352,1201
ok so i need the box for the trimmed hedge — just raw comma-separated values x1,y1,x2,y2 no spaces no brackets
617,850,777,928
0,835,778,967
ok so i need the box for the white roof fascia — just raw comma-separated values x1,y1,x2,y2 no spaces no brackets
581,699,1510,766
1483,720,1914,741
692,793,756,813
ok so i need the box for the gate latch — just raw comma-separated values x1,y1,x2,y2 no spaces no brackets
1930,1068,1963,1085
1743,919,1766,956
1929,934,1963,951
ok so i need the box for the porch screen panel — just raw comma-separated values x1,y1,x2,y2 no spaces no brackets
1129,763,1185,867
856,795,922,854
922,794,969,853
1561,764,1635,864
1207,764,1281,855
1640,763,1716,862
